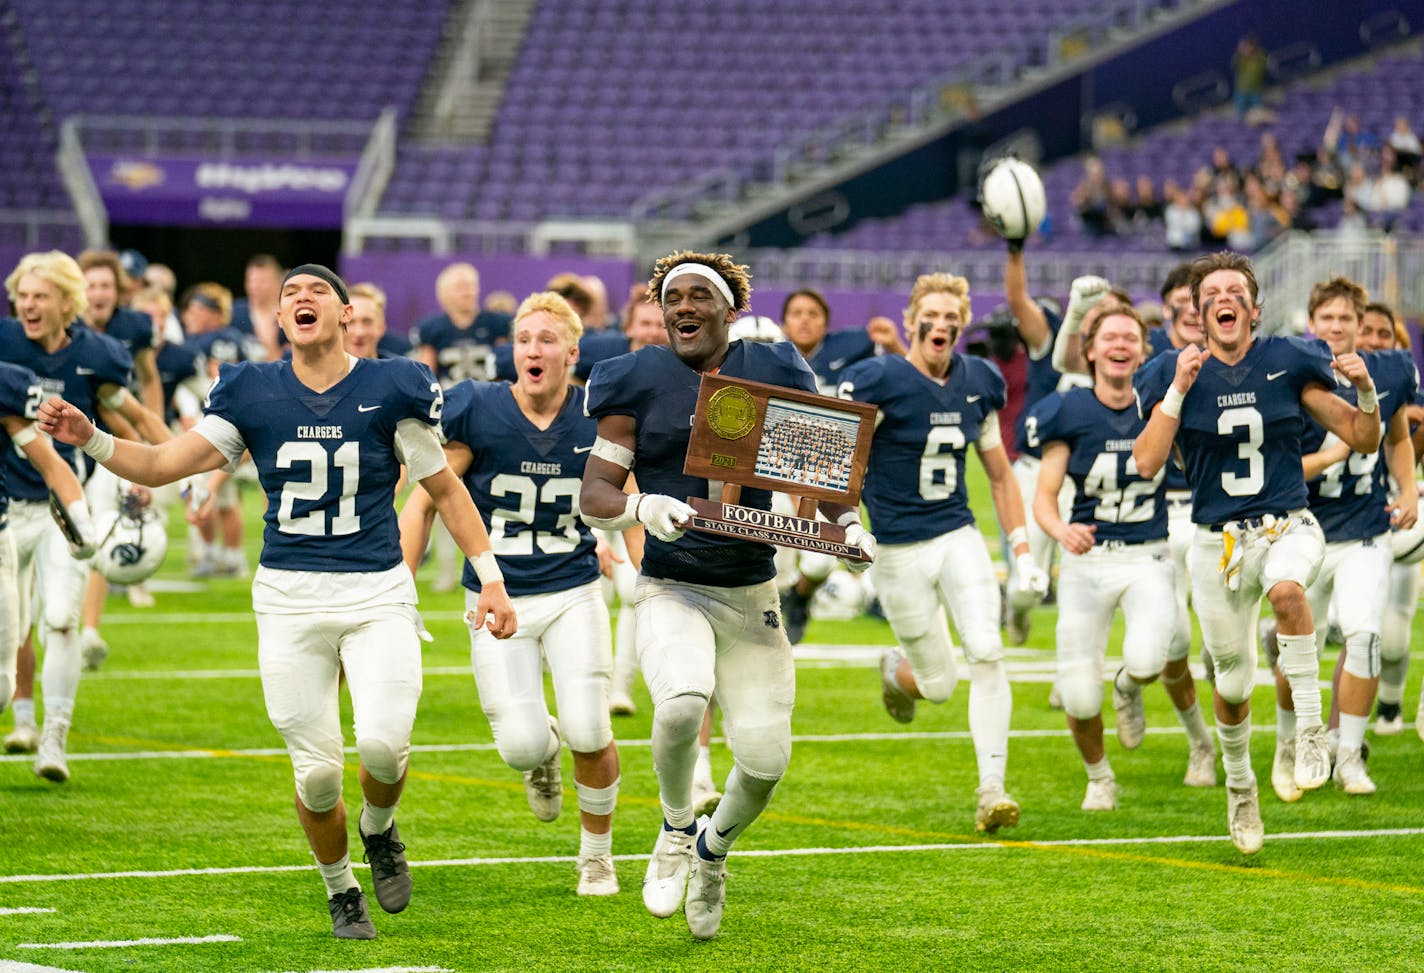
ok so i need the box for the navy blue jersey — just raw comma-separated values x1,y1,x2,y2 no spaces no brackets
1135,336,1336,526
1013,302,1063,457
585,340,817,586
377,330,412,358
842,353,1006,544
187,326,257,370
803,329,876,395
1303,349,1418,542
1146,327,1176,361
0,319,132,500
156,341,202,424
444,381,599,596
203,356,442,572
575,330,631,384
410,311,509,385
86,307,153,356
230,299,287,353
1033,387,1167,543
0,362,44,521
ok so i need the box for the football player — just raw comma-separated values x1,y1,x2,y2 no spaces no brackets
1260,278,1416,798
840,271,1047,833
1134,252,1381,854
1032,303,1210,811
399,291,629,897
2,251,168,781
580,251,874,940
40,264,516,940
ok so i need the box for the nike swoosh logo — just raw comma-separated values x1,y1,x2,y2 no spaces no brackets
966,395,982,403
1378,390,1391,400
357,404,380,412
828,357,847,370
715,823,737,838
573,445,593,453
74,367,95,375
1266,371,1286,381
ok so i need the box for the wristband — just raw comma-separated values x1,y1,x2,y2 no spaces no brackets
81,428,116,462
1007,526,1028,549
1161,386,1186,420
836,510,862,528
1357,386,1378,415
470,550,504,585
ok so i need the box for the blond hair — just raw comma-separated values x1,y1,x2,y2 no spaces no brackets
349,282,387,315
904,272,972,332
6,250,88,319
131,285,173,317
513,290,583,344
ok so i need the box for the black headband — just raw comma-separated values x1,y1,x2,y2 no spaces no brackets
282,263,349,304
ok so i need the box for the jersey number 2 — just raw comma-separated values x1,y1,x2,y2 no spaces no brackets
276,441,361,536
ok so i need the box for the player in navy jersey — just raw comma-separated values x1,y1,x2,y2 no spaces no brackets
78,249,163,414
41,264,517,940
1133,252,1382,854
1353,303,1424,736
580,251,874,940
1032,304,1214,810
840,271,1047,834
411,261,505,386
399,291,629,897
0,361,94,723
1,251,168,780
1258,278,1417,798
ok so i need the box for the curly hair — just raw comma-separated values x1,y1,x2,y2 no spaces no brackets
1307,275,1367,320
645,250,751,312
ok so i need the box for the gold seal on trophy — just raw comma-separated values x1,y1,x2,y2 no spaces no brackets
706,386,757,440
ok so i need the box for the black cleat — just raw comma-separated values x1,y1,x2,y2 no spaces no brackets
328,886,376,939
360,823,412,914
781,587,811,644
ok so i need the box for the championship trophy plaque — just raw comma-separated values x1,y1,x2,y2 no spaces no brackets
683,373,878,561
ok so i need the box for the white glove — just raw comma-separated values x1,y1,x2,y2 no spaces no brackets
66,500,97,560
842,521,876,573
637,494,696,543
413,608,435,643
182,475,211,512
1015,552,1049,598
1063,275,1113,334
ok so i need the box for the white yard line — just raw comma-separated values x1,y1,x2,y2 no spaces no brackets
16,934,240,949
267,968,452,973
0,908,55,916
3,828,1422,887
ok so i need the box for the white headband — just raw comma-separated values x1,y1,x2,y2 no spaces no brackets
661,262,735,308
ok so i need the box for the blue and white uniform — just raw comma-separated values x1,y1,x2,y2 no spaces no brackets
799,329,876,396
1033,387,1173,721
0,362,44,702
840,351,1014,788
1300,350,1417,681
1135,335,1334,704
192,354,446,811
1141,329,1197,660
585,339,813,813
410,311,508,386
443,380,613,765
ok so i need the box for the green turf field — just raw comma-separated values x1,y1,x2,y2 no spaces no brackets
4,477,1424,973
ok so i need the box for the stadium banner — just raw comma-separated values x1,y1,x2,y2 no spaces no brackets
87,155,358,228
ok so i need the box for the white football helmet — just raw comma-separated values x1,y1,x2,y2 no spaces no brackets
93,503,169,584
1392,495,1424,564
730,315,785,344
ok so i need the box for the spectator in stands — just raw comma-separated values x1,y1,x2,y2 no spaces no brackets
1327,109,1381,171
1135,176,1162,223
1335,197,1369,242
1210,145,1241,185
1204,174,1248,248
1107,178,1136,235
1368,147,1412,231
1388,116,1421,177
1163,181,1203,252
1071,157,1112,238
1231,35,1268,121
1242,174,1288,249
230,254,284,361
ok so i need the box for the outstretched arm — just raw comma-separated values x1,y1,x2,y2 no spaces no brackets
38,397,226,487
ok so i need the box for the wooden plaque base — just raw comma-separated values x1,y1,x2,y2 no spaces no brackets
686,497,872,562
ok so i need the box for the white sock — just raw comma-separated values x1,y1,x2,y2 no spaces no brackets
1277,634,1322,727
968,661,1011,786
1339,712,1369,753
360,800,397,837
316,854,357,897
1217,718,1253,788
1378,657,1407,706
1084,757,1112,781
1276,706,1296,743
580,828,612,859
12,698,35,727
703,764,778,858
1175,701,1213,750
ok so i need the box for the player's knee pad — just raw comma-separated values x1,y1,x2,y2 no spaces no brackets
1380,610,1411,662
561,719,613,756
1210,654,1255,705
295,761,344,814
652,693,707,746
903,631,956,703
1342,633,1382,679
494,716,557,773
730,730,790,782
356,736,405,786
1058,661,1101,720
42,598,79,634
575,778,619,817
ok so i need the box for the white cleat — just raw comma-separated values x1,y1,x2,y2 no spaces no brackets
643,825,695,918
1271,738,1302,803
576,854,620,896
523,717,563,822
1375,714,1404,736
609,689,636,716
1226,780,1264,855
1293,724,1331,791
974,781,1021,833
1184,744,1218,788
1112,669,1146,750
1333,747,1377,796
1081,776,1117,811
35,721,70,783
4,720,39,754
81,630,109,672
878,648,915,724
685,851,728,940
